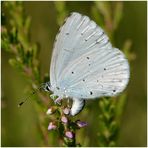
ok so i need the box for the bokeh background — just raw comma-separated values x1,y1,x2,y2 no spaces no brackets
2,1,147,147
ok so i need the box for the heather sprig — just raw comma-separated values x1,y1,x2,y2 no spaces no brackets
46,101,87,147
92,2,134,146
2,2,87,146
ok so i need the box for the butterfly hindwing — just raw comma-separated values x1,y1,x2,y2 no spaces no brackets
58,46,129,99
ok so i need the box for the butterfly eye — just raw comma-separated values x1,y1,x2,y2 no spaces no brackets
44,82,51,92
45,86,50,91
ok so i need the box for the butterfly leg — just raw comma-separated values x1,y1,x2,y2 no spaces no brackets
70,99,85,116
54,97,62,105
50,94,57,100
67,98,71,108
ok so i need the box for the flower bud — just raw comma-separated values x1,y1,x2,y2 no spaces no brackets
46,108,52,115
63,107,70,115
48,122,57,130
61,116,68,124
46,107,56,115
65,131,74,139
76,120,87,128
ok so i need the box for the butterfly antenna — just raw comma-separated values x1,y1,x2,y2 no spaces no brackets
18,83,45,107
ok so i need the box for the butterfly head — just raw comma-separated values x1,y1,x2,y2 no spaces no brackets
43,82,52,92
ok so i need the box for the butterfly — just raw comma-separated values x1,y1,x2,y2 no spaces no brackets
44,12,130,116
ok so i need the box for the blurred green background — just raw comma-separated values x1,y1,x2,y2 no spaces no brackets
2,1,147,147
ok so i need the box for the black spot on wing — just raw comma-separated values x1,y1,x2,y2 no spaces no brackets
99,31,105,37
83,79,85,82
90,91,93,95
56,87,60,90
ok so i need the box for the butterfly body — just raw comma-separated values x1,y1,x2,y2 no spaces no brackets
45,12,130,116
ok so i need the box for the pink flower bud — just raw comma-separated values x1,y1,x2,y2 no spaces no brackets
63,107,70,115
61,116,68,124
76,120,87,128
46,107,56,115
48,122,57,130
65,131,74,139
46,108,52,115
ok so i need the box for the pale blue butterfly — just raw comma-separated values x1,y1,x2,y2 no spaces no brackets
44,12,130,116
